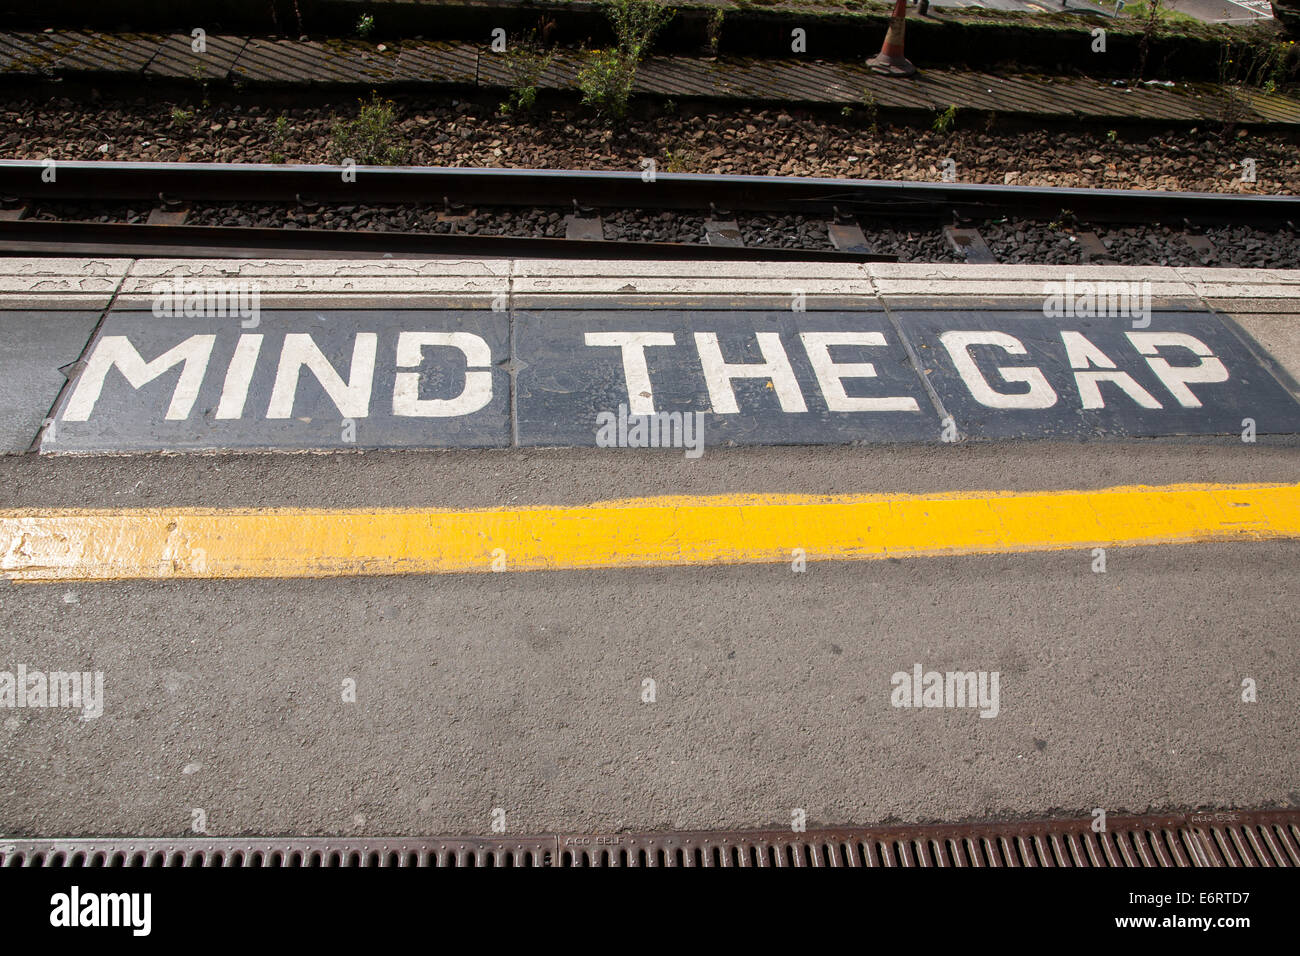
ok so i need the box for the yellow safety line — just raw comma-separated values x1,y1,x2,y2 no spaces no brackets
1,482,1297,581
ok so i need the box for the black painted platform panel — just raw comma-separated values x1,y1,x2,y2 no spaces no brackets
896,308,1300,440
47,310,511,452
514,309,938,447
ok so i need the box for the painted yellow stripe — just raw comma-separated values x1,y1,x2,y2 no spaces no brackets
1,482,1297,581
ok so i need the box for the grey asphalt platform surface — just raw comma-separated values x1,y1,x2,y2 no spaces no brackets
1,440,1297,837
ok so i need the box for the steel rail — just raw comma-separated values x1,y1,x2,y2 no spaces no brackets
3,161,1299,225
0,219,886,261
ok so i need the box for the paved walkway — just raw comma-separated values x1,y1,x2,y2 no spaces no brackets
3,31,1299,125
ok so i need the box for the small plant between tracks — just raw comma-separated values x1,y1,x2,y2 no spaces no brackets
330,94,409,166
501,35,556,115
932,105,958,134
578,0,676,120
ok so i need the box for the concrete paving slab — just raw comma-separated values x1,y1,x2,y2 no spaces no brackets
509,278,875,296
125,258,510,279
509,295,873,311
115,258,512,310
1223,311,1300,393
0,257,130,311
511,259,869,280
874,279,1198,299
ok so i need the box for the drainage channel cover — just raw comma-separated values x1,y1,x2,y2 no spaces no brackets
4,810,1297,868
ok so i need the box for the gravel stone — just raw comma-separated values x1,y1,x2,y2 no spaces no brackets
5,94,1298,194
11,94,1298,266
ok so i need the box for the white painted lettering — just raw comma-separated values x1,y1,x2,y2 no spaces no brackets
392,331,493,418
1061,330,1161,409
799,331,918,412
1126,332,1228,408
939,331,1056,409
62,335,215,421
584,331,676,415
266,333,377,419
694,332,806,413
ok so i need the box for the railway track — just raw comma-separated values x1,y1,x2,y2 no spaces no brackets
2,160,1298,265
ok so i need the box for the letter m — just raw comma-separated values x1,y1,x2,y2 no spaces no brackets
63,335,216,421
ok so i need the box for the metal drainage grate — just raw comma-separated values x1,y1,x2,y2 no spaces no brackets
3,810,1297,868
